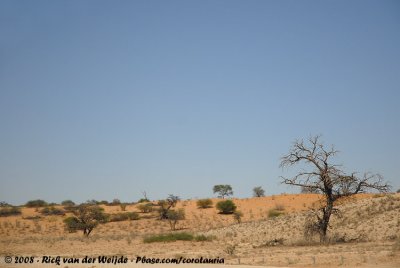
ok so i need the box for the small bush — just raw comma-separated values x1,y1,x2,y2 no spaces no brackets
23,215,41,220
233,210,243,223
64,205,79,213
126,212,140,220
0,206,21,217
197,199,213,209
64,217,81,233
263,238,284,246
137,203,154,213
268,209,284,218
194,234,215,241
138,198,150,203
329,233,347,244
120,203,127,211
61,200,75,207
225,244,236,256
143,232,194,243
137,203,153,213
0,202,11,207
216,200,237,214
85,199,99,205
167,208,185,230
25,199,47,208
111,199,121,205
40,206,65,216
108,212,139,222
304,216,320,242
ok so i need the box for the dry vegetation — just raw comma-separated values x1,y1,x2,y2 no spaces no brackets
1,193,399,267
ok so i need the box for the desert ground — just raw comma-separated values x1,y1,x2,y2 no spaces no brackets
1,193,399,267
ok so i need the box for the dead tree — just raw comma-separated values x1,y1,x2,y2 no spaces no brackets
141,191,149,201
280,135,390,242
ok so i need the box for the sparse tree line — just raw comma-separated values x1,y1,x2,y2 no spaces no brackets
62,194,247,236
1,183,266,209
0,135,394,242
0,184,266,219
0,187,249,236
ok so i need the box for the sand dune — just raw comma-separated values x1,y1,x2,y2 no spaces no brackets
1,193,399,267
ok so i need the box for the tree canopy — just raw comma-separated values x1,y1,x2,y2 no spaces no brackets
213,185,233,198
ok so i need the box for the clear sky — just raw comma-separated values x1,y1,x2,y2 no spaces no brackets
1,1,399,205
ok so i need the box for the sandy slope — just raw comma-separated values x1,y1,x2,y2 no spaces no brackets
0,193,399,267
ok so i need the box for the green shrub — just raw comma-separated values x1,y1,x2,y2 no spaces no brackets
167,209,185,230
85,199,100,205
108,212,139,222
128,212,140,220
143,232,194,243
64,205,79,213
216,200,237,214
25,199,47,208
61,200,75,207
196,198,213,209
138,198,150,203
0,206,21,217
268,209,284,218
137,203,153,213
194,234,215,241
120,203,127,211
23,215,41,220
63,217,82,233
233,210,243,223
40,206,65,216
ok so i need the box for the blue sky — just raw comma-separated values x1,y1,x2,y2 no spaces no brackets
1,1,399,205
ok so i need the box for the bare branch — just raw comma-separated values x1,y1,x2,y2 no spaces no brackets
353,172,390,194
281,176,324,192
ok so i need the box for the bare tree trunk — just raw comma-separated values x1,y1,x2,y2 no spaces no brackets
169,220,176,231
86,228,93,237
319,198,333,242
